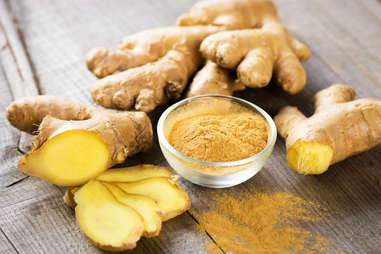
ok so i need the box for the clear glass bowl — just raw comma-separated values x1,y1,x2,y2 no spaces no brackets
157,95,277,188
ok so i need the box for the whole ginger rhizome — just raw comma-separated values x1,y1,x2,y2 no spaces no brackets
166,97,269,175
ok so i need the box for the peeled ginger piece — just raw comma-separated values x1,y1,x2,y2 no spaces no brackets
103,182,162,237
115,177,190,221
74,180,144,251
97,164,173,182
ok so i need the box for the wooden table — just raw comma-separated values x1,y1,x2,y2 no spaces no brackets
1,0,380,253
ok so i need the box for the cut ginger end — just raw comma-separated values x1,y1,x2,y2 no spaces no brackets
74,181,144,251
18,130,110,186
286,140,334,175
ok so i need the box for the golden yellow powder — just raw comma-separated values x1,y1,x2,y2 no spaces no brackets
193,191,341,254
168,112,268,162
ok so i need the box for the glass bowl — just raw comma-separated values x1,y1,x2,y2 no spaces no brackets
157,95,277,188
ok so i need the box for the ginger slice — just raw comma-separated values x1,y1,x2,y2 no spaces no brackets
97,164,173,182
275,84,381,174
19,130,110,186
74,181,144,251
102,182,163,237
6,96,152,186
114,177,190,221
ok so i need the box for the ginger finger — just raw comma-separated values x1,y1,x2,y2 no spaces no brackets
273,51,306,94
313,84,355,112
289,37,311,61
177,0,277,29
86,48,131,78
237,48,274,87
275,84,381,174
6,96,153,186
86,26,207,78
186,61,244,97
6,95,89,133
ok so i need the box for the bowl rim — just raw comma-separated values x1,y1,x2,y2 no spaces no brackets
157,94,277,167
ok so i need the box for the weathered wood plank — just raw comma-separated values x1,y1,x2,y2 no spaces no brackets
0,0,39,153
0,228,17,254
0,57,28,188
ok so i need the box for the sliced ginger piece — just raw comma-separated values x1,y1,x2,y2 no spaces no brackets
286,140,333,175
19,130,110,186
75,180,144,251
97,164,173,182
6,95,153,186
114,177,190,221
103,182,162,237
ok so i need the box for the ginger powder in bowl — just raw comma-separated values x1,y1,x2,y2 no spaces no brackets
157,95,277,188
168,110,268,162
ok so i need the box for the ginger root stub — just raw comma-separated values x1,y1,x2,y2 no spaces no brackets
6,96,153,186
275,84,381,174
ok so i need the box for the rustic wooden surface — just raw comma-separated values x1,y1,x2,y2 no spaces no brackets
0,0,380,253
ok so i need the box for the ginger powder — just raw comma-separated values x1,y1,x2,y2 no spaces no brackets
167,99,268,163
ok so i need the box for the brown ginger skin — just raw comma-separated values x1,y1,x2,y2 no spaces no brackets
6,96,153,185
275,84,381,174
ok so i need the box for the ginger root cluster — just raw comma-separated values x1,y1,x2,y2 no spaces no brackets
86,0,310,112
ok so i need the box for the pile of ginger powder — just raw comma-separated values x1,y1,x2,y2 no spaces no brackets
167,97,268,164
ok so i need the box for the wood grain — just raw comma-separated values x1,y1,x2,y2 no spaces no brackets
0,0,39,153
0,0,380,253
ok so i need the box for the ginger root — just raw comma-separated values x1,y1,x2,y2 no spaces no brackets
6,96,153,186
86,0,309,110
87,26,222,111
180,0,310,95
65,165,190,251
275,84,381,174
